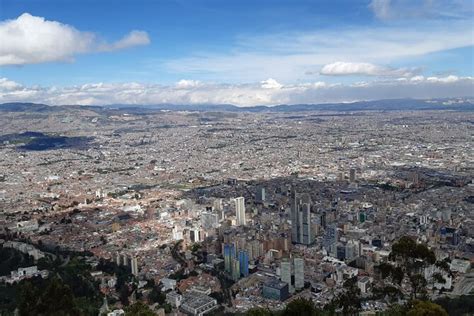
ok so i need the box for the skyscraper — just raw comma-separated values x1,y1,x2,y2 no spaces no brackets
131,256,139,276
231,258,240,281
294,258,304,290
320,211,327,229
280,260,292,292
256,186,265,203
234,197,246,226
213,198,223,211
323,224,338,257
238,250,249,277
291,191,313,245
224,243,235,273
349,168,356,183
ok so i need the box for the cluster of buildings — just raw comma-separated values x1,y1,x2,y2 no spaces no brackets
0,109,473,313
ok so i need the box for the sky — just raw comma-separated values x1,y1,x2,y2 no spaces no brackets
0,0,473,106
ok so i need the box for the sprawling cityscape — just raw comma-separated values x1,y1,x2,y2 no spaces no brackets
0,102,473,315
1,0,473,315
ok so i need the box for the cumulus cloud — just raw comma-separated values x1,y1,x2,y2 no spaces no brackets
0,13,150,66
320,62,418,77
1,76,473,107
176,79,202,89
0,78,22,90
261,78,283,89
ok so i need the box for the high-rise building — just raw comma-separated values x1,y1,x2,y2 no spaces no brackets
345,240,356,261
234,197,246,226
231,258,240,281
256,187,265,203
238,250,249,277
280,260,292,292
323,224,338,257
122,254,129,266
213,198,223,211
224,243,235,273
201,211,218,230
349,168,356,183
131,256,139,276
116,252,121,265
172,226,183,241
291,191,313,245
190,229,201,242
337,244,346,261
294,258,304,290
320,212,327,229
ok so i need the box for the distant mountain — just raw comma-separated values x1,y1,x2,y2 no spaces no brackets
265,98,474,112
1,98,473,113
0,102,56,112
0,102,104,113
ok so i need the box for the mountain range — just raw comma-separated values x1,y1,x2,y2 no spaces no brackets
1,98,473,113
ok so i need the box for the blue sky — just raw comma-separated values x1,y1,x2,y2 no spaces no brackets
0,0,473,106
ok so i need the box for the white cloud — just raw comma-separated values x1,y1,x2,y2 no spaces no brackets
0,78,22,90
99,30,150,52
0,13,150,66
162,20,473,82
176,79,202,88
410,75,425,82
426,75,460,83
370,0,392,20
320,61,417,77
369,0,474,20
1,76,473,107
261,78,283,89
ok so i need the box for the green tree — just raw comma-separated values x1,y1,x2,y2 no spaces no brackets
246,307,273,316
148,286,166,305
435,295,474,315
406,300,448,316
17,281,39,316
282,298,321,316
335,277,361,315
18,277,81,316
409,274,428,299
383,236,436,299
119,284,130,306
125,301,155,316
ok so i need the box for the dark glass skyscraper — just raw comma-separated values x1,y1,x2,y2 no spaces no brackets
238,250,249,277
291,191,313,245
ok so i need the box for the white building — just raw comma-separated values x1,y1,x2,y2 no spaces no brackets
107,309,125,316
166,291,183,307
15,220,39,233
450,259,471,273
161,278,177,291
357,276,371,294
130,256,139,276
172,226,184,241
234,197,246,226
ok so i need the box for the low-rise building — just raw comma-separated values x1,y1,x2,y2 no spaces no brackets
180,291,218,316
262,279,289,301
